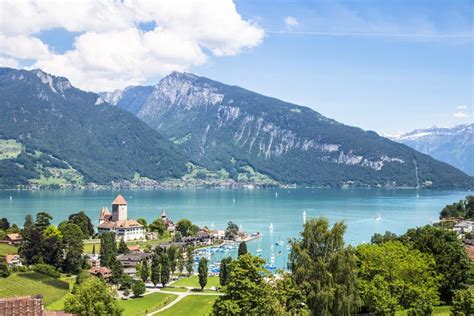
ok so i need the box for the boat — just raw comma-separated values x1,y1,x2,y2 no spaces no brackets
256,248,262,254
269,223,273,232
303,210,307,224
375,213,382,221
275,192,278,198
232,198,236,203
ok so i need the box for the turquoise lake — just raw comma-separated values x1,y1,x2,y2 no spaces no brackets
0,189,469,269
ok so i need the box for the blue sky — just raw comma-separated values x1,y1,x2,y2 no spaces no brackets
0,0,472,134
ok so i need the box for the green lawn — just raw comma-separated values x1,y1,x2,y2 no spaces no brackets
158,295,218,316
0,272,71,306
0,243,18,256
83,236,171,253
395,306,451,316
118,292,177,316
171,275,220,289
162,287,189,292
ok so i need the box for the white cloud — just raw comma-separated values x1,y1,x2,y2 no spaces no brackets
284,16,299,28
457,105,468,110
453,111,469,119
0,0,264,91
0,56,19,68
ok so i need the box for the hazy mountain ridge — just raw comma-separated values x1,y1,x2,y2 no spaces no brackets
108,72,473,189
390,124,473,176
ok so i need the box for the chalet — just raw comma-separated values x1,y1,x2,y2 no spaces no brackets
5,254,22,268
2,233,23,245
97,195,145,241
127,245,141,253
0,295,71,315
117,252,153,269
89,267,111,279
84,253,100,268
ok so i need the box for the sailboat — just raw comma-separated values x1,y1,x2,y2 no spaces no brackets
303,210,307,224
232,198,236,204
256,237,262,254
269,223,273,233
275,192,278,198
375,213,382,221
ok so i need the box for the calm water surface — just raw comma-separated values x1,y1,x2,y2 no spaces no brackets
0,189,469,269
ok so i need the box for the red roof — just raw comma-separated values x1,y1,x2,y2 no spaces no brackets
112,194,127,205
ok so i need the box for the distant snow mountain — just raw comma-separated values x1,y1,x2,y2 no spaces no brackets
390,124,473,176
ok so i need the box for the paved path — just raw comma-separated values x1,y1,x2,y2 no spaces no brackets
146,288,223,315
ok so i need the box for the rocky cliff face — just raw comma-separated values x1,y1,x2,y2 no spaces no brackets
390,124,474,176
107,72,473,189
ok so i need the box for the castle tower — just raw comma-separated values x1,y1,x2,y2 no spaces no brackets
161,209,168,224
111,194,128,221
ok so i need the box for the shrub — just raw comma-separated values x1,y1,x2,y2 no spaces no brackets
32,263,60,278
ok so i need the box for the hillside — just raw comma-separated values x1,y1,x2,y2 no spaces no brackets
0,68,188,188
105,72,473,189
390,124,474,176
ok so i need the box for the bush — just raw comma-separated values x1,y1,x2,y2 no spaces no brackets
32,263,60,278
451,289,474,316
132,280,146,297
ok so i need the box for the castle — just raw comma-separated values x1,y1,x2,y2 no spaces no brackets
98,194,145,241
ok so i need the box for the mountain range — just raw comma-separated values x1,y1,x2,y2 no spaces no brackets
0,67,471,189
390,124,473,176
102,71,473,189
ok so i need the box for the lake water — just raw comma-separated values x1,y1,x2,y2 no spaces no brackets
0,189,469,270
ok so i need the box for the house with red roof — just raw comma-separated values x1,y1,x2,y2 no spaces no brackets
97,194,145,241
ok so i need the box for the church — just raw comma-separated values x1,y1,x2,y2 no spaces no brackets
98,194,145,241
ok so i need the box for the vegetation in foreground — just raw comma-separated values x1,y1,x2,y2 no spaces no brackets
158,295,218,316
117,292,177,316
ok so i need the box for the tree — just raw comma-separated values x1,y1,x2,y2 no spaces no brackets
42,231,63,268
219,257,232,287
118,239,129,255
21,228,43,265
0,257,10,277
212,254,284,315
370,231,398,244
151,254,161,287
110,257,123,285
174,231,182,242
238,242,247,256
68,211,94,239
275,273,309,314
141,258,149,283
356,241,441,314
61,223,84,274
225,221,239,239
132,280,146,297
198,257,208,290
64,277,122,315
137,218,148,231
175,219,198,237
451,289,474,316
100,232,117,268
440,196,474,219
0,218,10,231
186,247,194,275
35,212,52,232
401,225,470,303
290,217,361,315
92,244,96,255
149,218,166,235
168,246,177,275
119,274,133,290
177,248,185,275
160,252,171,287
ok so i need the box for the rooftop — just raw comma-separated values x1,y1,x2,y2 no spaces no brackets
98,219,143,229
112,194,127,205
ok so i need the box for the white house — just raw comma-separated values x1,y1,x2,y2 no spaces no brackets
97,194,145,241
454,220,474,235
5,254,23,268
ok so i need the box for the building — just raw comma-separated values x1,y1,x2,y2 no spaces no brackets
161,209,175,232
2,233,23,245
5,254,23,268
117,252,153,269
84,253,100,268
88,267,111,279
0,295,72,315
454,220,474,235
97,194,145,241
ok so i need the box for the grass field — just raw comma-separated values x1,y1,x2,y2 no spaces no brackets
0,243,18,256
0,139,22,160
171,275,220,289
395,306,451,316
162,287,189,292
83,236,171,253
117,292,177,316
157,295,218,316
0,272,71,306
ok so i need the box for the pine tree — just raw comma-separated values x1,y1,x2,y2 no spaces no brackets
0,257,10,277
92,244,96,255
238,242,247,256
198,257,208,290
219,257,232,286
118,239,129,255
100,232,117,268
186,247,194,276
160,252,170,287
110,257,123,284
177,248,185,276
141,258,149,283
168,246,177,275
151,254,161,287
